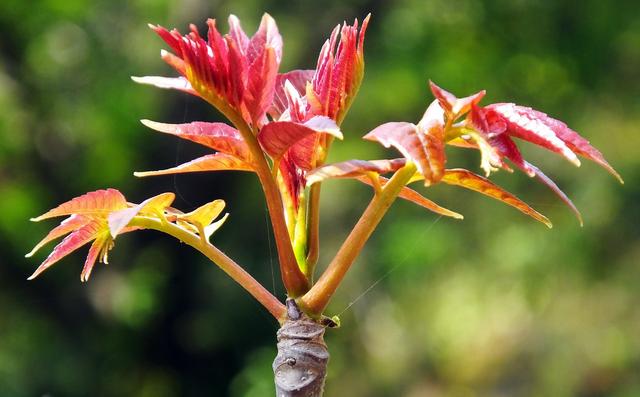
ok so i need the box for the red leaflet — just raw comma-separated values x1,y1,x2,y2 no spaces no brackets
258,116,342,167
429,81,485,119
486,133,532,175
485,103,580,166
134,153,253,177
271,70,315,119
140,119,250,161
243,15,282,126
146,14,283,126
364,122,445,184
307,15,369,123
486,103,623,183
441,169,552,228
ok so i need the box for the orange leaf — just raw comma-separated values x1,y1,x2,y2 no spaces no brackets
26,215,91,258
134,153,253,177
80,235,108,282
31,189,127,222
28,220,103,280
357,176,463,220
440,169,552,227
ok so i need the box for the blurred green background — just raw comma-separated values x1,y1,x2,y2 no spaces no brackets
1,0,638,396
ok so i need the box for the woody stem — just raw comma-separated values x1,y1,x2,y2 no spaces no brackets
299,162,417,316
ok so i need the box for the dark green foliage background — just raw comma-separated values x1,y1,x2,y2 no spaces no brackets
0,0,638,396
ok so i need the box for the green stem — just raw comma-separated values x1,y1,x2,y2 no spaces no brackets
305,183,321,278
293,193,308,276
299,163,417,316
129,216,287,322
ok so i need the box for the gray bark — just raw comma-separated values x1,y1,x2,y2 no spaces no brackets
273,299,330,397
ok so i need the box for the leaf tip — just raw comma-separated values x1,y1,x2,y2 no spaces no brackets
571,156,581,167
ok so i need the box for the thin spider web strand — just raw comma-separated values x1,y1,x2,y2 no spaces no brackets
337,215,443,317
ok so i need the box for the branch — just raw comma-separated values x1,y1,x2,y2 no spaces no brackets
129,216,287,322
221,106,310,297
299,162,417,316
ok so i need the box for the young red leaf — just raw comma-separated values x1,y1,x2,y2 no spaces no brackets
26,215,92,258
243,14,282,126
271,70,315,118
440,169,552,228
364,122,445,184
429,81,485,119
449,124,583,225
31,189,127,222
149,14,283,126
28,220,103,280
134,153,253,177
487,103,623,183
356,175,463,219
485,103,581,167
306,158,407,186
108,192,176,238
486,133,533,176
131,76,199,97
140,120,251,161
258,116,342,165
308,15,369,122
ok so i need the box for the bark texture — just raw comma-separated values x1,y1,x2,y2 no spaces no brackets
273,300,329,397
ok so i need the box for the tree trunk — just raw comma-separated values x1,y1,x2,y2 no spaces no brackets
273,299,330,397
